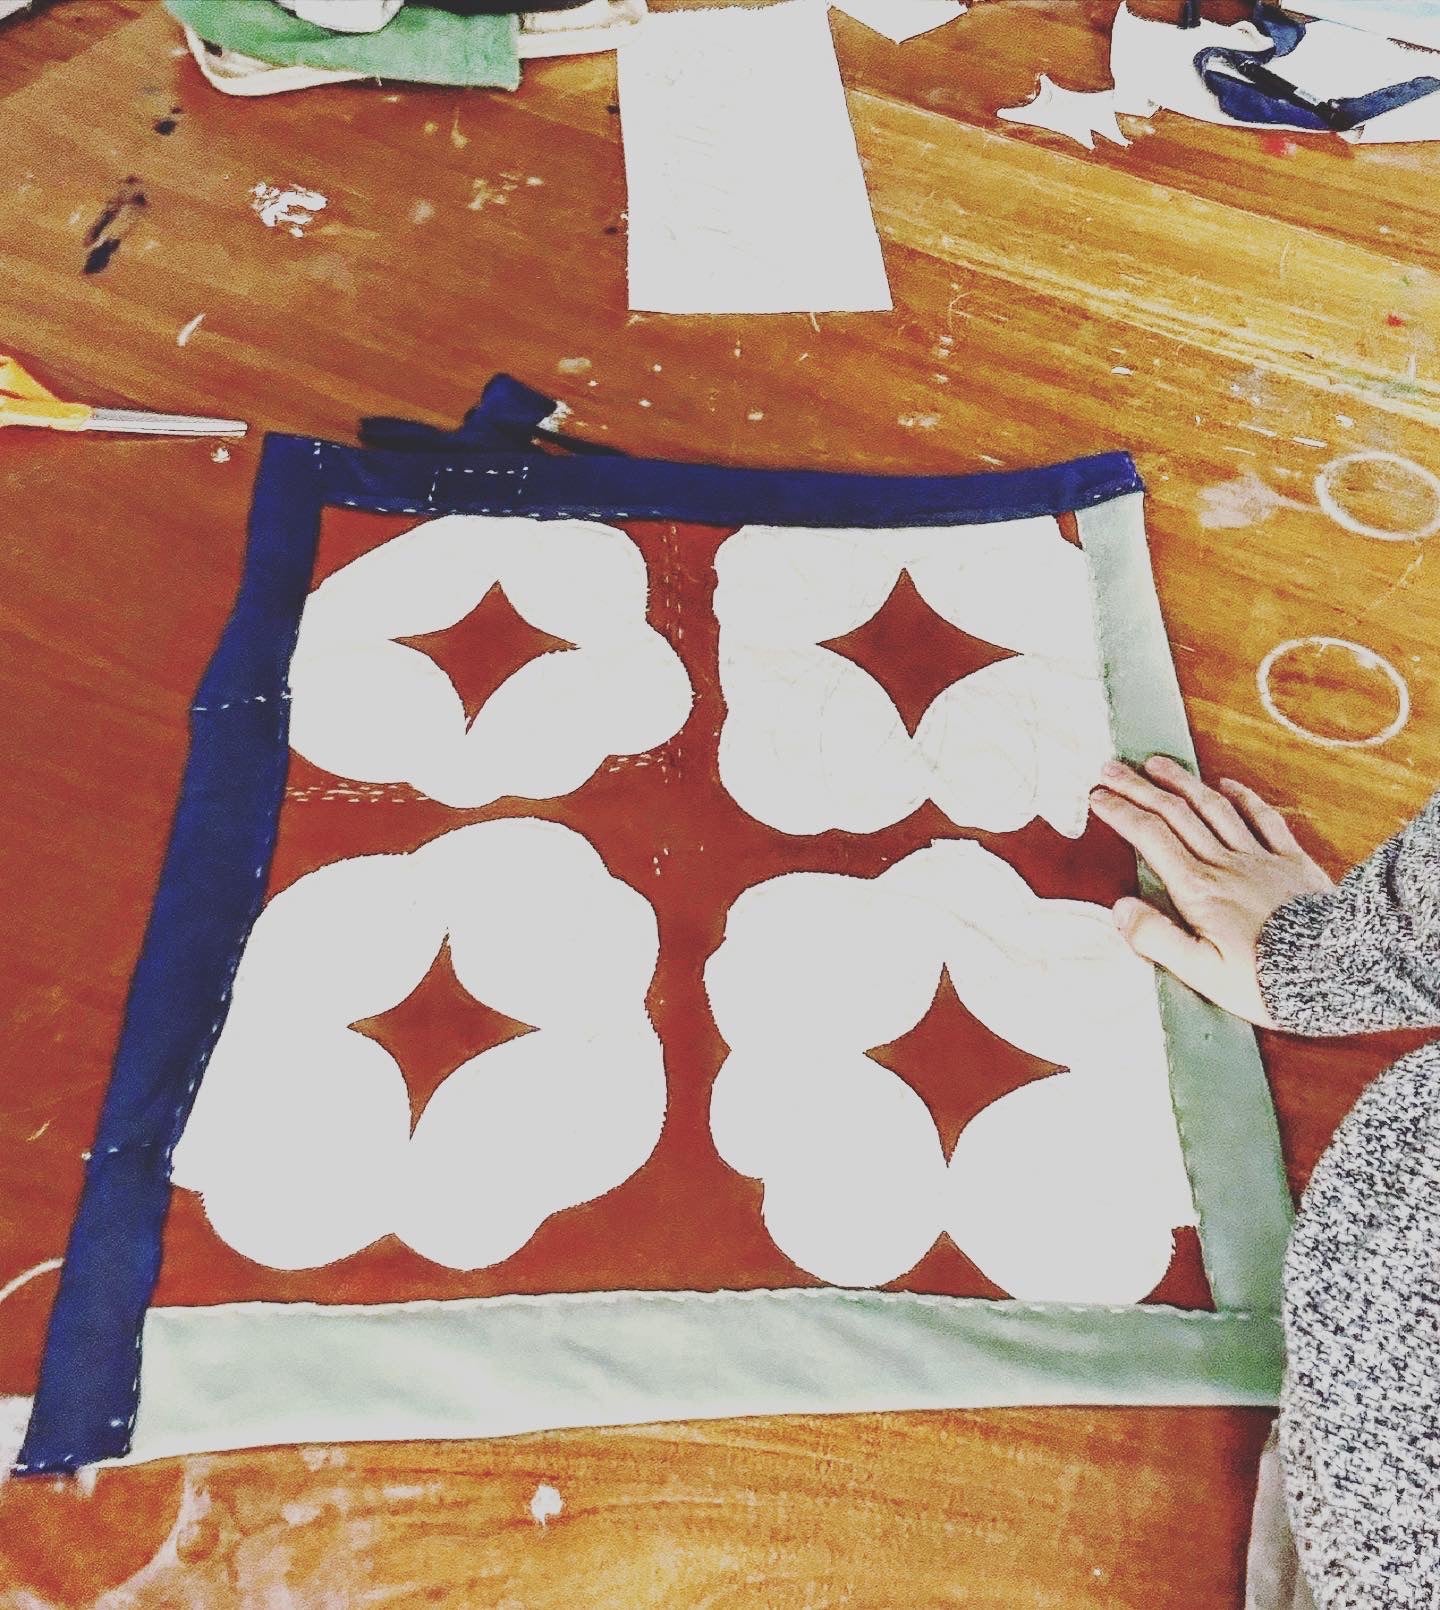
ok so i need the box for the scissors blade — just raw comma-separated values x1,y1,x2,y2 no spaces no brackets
85,408,248,438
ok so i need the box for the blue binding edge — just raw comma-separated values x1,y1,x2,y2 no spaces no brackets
17,400,1142,1474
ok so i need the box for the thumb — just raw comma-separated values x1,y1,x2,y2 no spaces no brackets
1112,897,1220,995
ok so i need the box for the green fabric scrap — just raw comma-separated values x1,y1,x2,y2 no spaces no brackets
164,0,521,90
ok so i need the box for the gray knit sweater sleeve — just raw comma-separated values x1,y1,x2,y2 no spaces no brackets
1256,789,1440,1036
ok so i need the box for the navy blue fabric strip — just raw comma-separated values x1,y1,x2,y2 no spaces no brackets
16,421,1142,1472
17,438,326,1475
319,439,1142,527
1196,2,1440,133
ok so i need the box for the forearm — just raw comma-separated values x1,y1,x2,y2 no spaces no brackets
1257,790,1440,1036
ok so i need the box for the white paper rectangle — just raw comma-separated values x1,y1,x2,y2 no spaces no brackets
834,0,967,45
618,0,892,315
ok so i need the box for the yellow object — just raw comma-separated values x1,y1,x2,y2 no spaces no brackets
0,356,94,430
0,354,247,437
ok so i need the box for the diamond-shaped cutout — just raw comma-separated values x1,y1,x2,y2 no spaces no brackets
349,940,536,1129
397,582,577,726
819,569,1019,737
867,966,1062,1160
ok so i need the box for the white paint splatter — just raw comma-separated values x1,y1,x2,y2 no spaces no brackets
176,313,206,348
211,446,231,465
299,1445,348,1471
898,413,939,430
530,1483,564,1526
383,1481,443,1502
250,183,328,236
1197,471,1297,530
410,199,435,226
557,357,593,376
468,178,511,212
539,399,573,432
747,410,765,422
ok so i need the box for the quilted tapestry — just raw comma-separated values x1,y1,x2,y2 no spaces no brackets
17,379,1291,1475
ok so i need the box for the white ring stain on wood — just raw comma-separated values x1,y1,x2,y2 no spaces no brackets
1314,451,1440,542
1256,637,1411,750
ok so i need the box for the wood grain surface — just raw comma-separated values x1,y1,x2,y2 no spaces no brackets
2,0,1437,1603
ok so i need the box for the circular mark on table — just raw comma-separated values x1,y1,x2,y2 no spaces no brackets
1314,452,1440,542
1257,637,1410,749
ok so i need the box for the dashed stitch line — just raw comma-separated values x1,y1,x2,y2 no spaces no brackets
191,692,292,714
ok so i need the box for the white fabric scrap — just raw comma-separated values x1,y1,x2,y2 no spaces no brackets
998,74,1130,150
520,0,647,59
1296,1,1440,56
277,0,404,33
833,0,967,45
618,0,892,315
1108,0,1440,145
180,2,646,97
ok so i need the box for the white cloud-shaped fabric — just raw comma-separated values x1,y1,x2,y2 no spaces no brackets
715,519,1113,837
288,515,693,807
706,841,1196,1301
171,820,665,1271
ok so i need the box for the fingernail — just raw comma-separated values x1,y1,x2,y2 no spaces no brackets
1090,787,1113,805
1100,760,1126,779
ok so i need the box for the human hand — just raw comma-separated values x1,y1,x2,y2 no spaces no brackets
1088,756,1334,1026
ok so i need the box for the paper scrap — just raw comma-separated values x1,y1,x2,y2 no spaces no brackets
833,0,967,45
618,0,892,315
998,75,1130,151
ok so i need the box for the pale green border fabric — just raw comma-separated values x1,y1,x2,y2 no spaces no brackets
1078,494,1293,1315
129,1293,1282,1461
163,0,521,89
122,489,1290,1465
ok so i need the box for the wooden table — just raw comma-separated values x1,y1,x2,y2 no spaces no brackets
2,0,1436,1603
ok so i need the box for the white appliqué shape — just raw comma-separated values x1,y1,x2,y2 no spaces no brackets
171,820,665,1271
715,519,1113,837
706,841,1196,1301
288,515,693,807
997,75,1130,152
